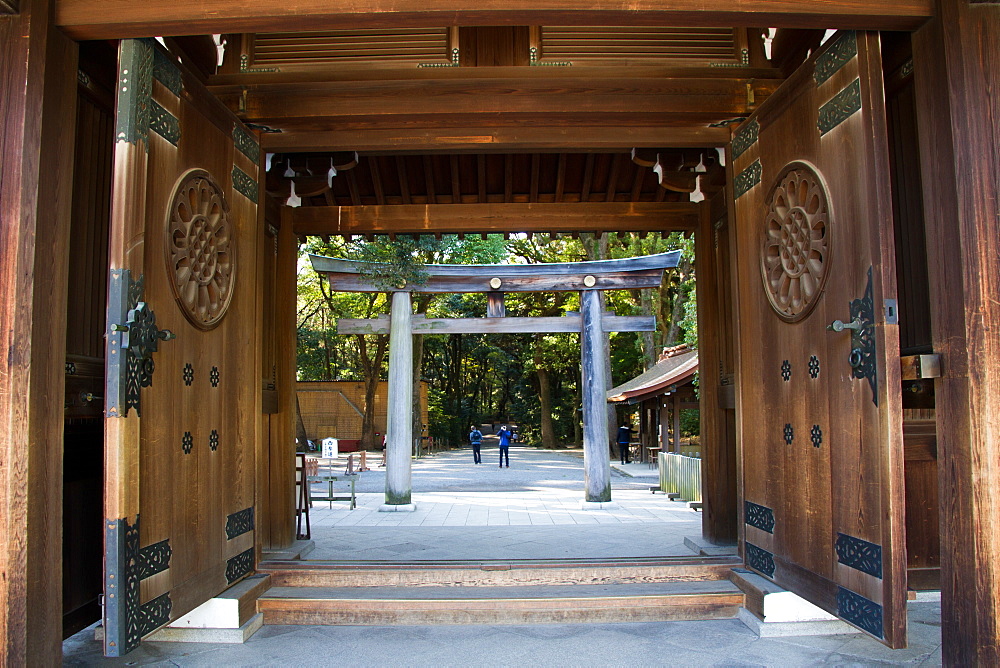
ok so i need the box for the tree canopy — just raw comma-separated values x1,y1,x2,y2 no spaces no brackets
296,232,697,448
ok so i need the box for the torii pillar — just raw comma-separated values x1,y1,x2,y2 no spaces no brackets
381,291,416,511
581,288,613,504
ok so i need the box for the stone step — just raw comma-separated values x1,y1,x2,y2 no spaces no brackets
257,580,745,626
258,555,741,589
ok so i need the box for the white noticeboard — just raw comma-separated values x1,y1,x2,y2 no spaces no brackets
322,438,339,459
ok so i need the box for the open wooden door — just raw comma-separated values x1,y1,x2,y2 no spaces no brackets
731,31,906,647
102,39,261,656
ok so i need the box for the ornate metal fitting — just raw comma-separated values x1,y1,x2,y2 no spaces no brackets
808,355,820,379
828,267,878,405
810,424,823,448
780,360,791,382
783,423,794,445
106,270,174,418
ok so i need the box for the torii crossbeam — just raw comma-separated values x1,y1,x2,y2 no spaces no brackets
310,251,680,509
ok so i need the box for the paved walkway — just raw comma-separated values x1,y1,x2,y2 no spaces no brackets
62,446,944,665
304,446,700,560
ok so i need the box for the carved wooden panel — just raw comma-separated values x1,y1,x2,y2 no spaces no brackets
165,170,235,330
760,162,831,321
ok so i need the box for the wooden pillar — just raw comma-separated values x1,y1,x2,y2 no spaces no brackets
383,291,414,508
264,206,298,548
696,196,738,544
671,393,680,453
0,1,78,662
913,2,1000,664
581,289,611,503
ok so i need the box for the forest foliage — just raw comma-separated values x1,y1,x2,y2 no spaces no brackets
296,232,697,449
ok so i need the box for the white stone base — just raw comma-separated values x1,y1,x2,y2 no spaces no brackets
738,607,857,638
379,503,417,512
147,613,264,644
579,501,620,510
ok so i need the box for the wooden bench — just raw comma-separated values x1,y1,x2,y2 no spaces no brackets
308,474,357,509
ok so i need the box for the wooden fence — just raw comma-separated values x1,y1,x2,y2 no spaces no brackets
658,452,702,502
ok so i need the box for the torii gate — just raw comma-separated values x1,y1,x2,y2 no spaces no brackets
310,251,680,510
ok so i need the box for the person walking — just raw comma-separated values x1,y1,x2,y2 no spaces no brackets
616,421,635,464
496,424,514,468
469,425,483,464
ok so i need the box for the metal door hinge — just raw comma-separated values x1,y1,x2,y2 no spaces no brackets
106,270,175,418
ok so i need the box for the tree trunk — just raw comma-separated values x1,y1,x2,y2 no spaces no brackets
639,288,656,369
665,255,693,345
536,366,558,449
356,332,388,451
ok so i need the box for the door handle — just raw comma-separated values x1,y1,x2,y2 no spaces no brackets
827,318,862,333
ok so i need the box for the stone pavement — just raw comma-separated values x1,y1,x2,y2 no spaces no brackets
63,446,943,666
64,601,943,666
305,446,698,560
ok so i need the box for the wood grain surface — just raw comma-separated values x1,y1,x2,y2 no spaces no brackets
731,31,906,647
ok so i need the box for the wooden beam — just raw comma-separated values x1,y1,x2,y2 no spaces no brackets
224,74,781,130
55,1,935,41
263,125,732,153
338,314,657,335
313,249,679,293
291,202,699,237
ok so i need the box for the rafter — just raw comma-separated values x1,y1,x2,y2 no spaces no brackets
291,202,699,237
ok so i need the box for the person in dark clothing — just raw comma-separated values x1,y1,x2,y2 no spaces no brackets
496,425,513,468
469,425,483,464
616,422,635,464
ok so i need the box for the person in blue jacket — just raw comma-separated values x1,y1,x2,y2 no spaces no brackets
469,425,483,464
496,425,514,468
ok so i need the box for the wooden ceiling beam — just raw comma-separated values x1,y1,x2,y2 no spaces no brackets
56,1,934,41
264,125,732,153
291,202,699,237
225,77,780,123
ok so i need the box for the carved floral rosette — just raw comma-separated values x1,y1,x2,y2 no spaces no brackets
759,161,832,321
165,169,235,329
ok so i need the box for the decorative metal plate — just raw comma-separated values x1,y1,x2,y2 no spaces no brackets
116,39,153,147
210,366,220,387
818,79,862,136
209,429,220,452
149,100,180,146
232,164,258,202
734,160,762,199
731,119,759,160
849,267,878,405
183,363,194,385
226,507,255,539
182,431,193,454
745,501,775,533
781,360,791,382
783,423,794,445
226,548,255,584
745,542,776,577
760,161,832,321
165,170,235,330
837,587,883,638
136,593,172,638
809,355,820,379
814,31,857,86
152,48,182,96
233,124,260,164
836,533,883,578
137,539,172,580
107,270,166,418
810,425,823,448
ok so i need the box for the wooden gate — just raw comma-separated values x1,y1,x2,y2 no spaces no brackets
102,39,261,656
731,31,906,647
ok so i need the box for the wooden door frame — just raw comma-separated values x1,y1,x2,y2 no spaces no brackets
0,0,79,664
5,0,1000,662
